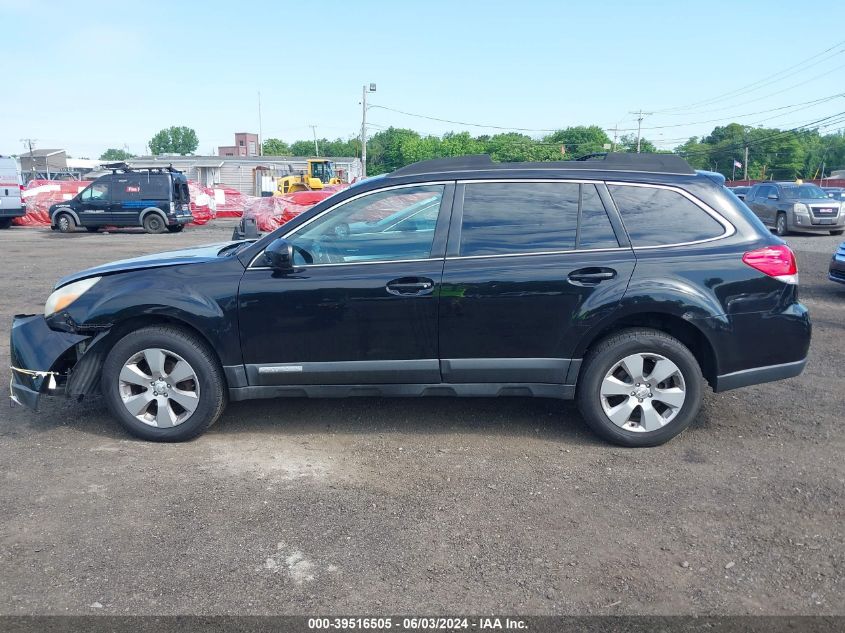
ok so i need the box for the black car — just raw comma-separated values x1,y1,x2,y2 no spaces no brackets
729,185,750,201
829,240,845,285
823,187,845,202
49,164,193,234
11,154,811,447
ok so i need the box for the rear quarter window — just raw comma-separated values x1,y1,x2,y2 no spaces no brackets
608,184,726,247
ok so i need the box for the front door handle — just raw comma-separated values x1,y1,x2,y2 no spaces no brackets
386,277,435,296
568,268,617,286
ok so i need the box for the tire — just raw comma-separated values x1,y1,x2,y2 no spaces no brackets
86,226,101,233
0,218,12,229
576,328,704,447
775,212,789,236
101,325,227,442
55,212,75,233
830,230,844,236
166,224,184,233
142,213,166,234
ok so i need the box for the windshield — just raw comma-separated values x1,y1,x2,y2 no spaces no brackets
781,184,828,200
311,161,335,183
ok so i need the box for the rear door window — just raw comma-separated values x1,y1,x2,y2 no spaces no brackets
460,182,579,256
608,184,726,247
579,184,619,249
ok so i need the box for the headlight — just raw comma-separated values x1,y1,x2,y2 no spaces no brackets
794,203,810,215
44,276,101,317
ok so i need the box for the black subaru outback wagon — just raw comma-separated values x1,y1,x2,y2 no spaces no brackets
49,164,193,234
11,154,810,446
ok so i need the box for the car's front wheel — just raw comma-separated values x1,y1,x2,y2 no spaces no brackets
55,212,75,233
576,328,703,447
830,229,844,236
101,325,227,441
0,218,12,229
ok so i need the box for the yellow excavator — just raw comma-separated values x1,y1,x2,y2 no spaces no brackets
274,159,342,195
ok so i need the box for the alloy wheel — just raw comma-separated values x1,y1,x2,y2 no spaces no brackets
117,348,200,428
599,352,686,432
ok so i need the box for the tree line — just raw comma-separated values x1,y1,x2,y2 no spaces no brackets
98,122,845,183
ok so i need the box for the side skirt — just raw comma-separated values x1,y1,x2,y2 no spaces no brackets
228,382,576,402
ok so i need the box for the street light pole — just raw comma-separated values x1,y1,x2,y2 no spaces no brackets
361,83,376,178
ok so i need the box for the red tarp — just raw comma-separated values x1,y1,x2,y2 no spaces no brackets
15,179,352,231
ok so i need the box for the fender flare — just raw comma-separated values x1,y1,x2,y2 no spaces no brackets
51,207,81,226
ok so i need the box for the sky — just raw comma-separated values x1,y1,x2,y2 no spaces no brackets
2,0,845,159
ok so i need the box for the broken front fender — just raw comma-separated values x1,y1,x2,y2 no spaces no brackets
9,314,90,410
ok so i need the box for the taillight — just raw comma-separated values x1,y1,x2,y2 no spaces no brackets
742,245,798,284
19,185,26,207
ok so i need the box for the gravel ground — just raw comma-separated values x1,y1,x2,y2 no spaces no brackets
0,221,842,616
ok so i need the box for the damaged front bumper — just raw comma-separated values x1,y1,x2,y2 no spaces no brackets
9,314,91,410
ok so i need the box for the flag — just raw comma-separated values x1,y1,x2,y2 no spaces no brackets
733,160,742,168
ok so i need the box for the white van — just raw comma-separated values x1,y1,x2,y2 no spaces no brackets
0,156,25,229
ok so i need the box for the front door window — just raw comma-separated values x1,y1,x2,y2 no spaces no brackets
286,185,445,266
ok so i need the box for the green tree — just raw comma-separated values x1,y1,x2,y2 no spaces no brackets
99,148,136,161
148,126,199,155
544,126,611,159
618,134,658,154
290,140,318,156
262,138,291,155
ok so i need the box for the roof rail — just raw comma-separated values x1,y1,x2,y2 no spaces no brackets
101,161,183,174
387,153,695,177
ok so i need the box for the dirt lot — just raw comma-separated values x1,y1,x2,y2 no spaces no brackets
0,221,842,616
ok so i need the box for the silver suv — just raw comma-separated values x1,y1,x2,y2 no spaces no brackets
746,182,844,236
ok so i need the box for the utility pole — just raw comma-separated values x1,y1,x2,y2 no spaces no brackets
611,124,619,152
629,110,653,153
20,138,36,181
361,83,376,178
258,91,263,156
309,125,319,156
743,145,749,181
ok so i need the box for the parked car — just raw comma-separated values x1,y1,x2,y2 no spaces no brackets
829,240,845,285
48,164,193,234
822,187,845,202
10,154,811,447
729,185,750,201
745,181,844,236
0,155,25,229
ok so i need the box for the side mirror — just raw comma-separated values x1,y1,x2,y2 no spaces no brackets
263,238,294,271
767,193,779,200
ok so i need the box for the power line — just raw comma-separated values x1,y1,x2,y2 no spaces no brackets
368,104,560,133
676,111,845,158
653,39,845,114
655,61,845,118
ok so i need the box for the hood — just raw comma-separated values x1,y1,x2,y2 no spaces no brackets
56,241,244,288
797,197,842,206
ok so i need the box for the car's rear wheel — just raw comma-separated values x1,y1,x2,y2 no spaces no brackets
0,218,12,229
830,229,844,236
101,325,227,441
55,212,75,233
775,212,789,236
166,224,185,233
576,328,703,447
142,214,166,234
86,226,101,233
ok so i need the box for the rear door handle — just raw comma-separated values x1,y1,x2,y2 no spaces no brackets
386,277,435,296
568,268,617,286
